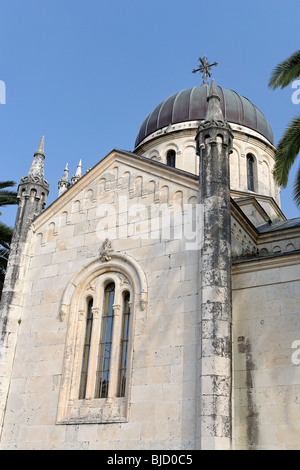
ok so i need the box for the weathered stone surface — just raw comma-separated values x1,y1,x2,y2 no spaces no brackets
196,80,234,450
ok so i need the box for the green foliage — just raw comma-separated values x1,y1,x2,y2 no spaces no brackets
294,166,300,207
0,180,18,206
274,114,300,187
269,50,300,206
268,50,300,89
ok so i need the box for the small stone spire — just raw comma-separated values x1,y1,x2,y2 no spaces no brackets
27,136,47,181
36,135,45,155
58,163,71,196
205,78,223,121
14,137,49,238
71,160,82,185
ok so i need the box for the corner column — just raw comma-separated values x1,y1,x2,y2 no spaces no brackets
0,137,49,440
195,80,234,450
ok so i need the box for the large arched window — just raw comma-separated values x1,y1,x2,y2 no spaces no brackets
166,149,176,168
57,252,147,424
247,154,255,191
77,281,132,403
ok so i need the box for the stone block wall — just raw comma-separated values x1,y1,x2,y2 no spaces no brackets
232,254,300,449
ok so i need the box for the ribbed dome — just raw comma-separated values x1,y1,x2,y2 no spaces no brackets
135,85,274,148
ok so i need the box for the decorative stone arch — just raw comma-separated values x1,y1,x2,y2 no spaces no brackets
59,249,148,322
162,141,179,154
148,149,160,161
181,139,196,156
121,170,131,190
261,158,271,195
59,210,69,227
230,144,242,189
162,142,179,167
46,221,56,242
182,139,197,173
132,175,143,196
85,188,94,199
244,144,258,155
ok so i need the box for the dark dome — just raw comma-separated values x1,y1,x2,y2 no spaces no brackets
135,85,274,148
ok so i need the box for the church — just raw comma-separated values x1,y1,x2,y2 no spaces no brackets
0,63,300,450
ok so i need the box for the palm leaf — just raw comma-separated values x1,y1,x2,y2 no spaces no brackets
293,165,300,207
0,180,17,207
268,50,300,89
0,221,13,248
0,190,18,207
273,114,300,187
0,181,16,190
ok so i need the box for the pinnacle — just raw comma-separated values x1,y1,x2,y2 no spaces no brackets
36,136,45,155
61,163,70,181
208,78,219,99
75,160,82,177
71,159,83,185
205,79,224,121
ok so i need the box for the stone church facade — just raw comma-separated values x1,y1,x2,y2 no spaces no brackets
0,80,300,450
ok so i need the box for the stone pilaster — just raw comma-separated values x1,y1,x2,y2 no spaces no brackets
195,80,234,449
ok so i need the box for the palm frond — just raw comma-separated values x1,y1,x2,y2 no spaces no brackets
0,181,16,190
293,165,300,207
273,114,300,187
0,180,18,208
0,221,13,248
0,190,18,207
268,50,300,89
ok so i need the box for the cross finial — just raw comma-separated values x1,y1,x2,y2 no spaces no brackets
192,55,218,85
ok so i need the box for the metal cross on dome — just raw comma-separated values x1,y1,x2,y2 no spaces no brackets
192,55,218,85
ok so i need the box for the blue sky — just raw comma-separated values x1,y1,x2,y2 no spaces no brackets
1,0,299,227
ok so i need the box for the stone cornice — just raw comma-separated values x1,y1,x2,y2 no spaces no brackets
232,250,300,275
257,225,300,244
